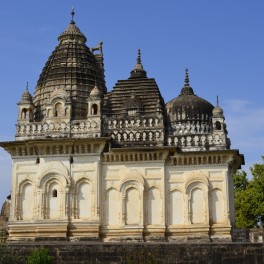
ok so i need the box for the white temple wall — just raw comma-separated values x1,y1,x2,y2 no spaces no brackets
166,166,230,227
8,153,235,241
102,162,165,228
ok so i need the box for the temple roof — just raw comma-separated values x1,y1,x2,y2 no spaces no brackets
33,14,105,121
166,69,214,123
104,51,165,117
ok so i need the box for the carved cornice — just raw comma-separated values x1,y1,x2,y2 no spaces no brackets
0,138,109,157
169,150,242,167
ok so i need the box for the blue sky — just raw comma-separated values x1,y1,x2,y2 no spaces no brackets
0,0,263,205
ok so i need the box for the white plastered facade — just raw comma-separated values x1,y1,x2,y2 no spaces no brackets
4,140,242,242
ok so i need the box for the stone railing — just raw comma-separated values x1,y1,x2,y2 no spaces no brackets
16,120,100,140
168,133,227,150
169,121,212,135
105,116,163,129
110,129,164,145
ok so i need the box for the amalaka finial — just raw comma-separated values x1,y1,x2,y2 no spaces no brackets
184,67,190,86
137,49,142,64
216,95,219,106
26,82,29,91
130,49,147,78
71,6,75,22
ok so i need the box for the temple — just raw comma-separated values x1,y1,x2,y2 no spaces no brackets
0,10,244,242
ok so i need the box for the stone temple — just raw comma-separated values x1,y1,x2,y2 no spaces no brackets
0,11,244,242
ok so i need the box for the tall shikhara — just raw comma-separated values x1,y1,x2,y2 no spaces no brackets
0,10,244,242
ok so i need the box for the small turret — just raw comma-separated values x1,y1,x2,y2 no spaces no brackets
211,96,230,149
87,82,103,137
17,82,35,123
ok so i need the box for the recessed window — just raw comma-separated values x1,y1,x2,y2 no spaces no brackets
215,121,221,130
54,102,63,117
52,189,57,198
21,109,28,120
91,104,98,115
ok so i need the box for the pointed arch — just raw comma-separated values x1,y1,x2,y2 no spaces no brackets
74,178,94,219
19,180,34,220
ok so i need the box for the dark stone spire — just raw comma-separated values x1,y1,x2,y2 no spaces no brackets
130,49,147,78
184,68,190,86
180,68,194,95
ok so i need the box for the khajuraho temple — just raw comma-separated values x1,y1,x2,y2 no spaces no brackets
0,10,244,242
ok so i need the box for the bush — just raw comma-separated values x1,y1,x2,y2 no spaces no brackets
27,248,53,264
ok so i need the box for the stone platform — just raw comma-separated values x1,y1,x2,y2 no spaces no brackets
5,242,264,263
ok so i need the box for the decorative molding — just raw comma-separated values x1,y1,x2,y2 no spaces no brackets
37,161,71,187
185,170,209,189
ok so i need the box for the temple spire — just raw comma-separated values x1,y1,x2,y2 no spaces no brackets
216,95,219,106
71,7,75,23
137,49,142,65
130,49,147,78
180,68,194,95
184,68,190,86
26,82,29,91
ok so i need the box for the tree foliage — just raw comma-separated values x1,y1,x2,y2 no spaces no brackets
234,156,264,228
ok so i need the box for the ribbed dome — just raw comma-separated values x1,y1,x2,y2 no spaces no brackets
213,97,224,118
166,70,214,123
20,88,33,103
33,19,106,121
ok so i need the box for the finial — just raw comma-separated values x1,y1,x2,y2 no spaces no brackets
184,68,190,86
216,95,219,106
130,48,147,78
137,49,142,64
26,82,29,91
71,6,75,22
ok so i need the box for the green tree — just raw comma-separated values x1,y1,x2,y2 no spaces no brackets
234,156,264,228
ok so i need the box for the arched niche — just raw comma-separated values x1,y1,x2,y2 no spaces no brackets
125,186,140,225
186,181,209,225
54,102,64,117
74,179,93,219
21,108,28,120
91,104,98,115
46,180,61,219
37,162,71,220
117,170,145,226
37,161,71,188
214,121,222,130
19,181,34,220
